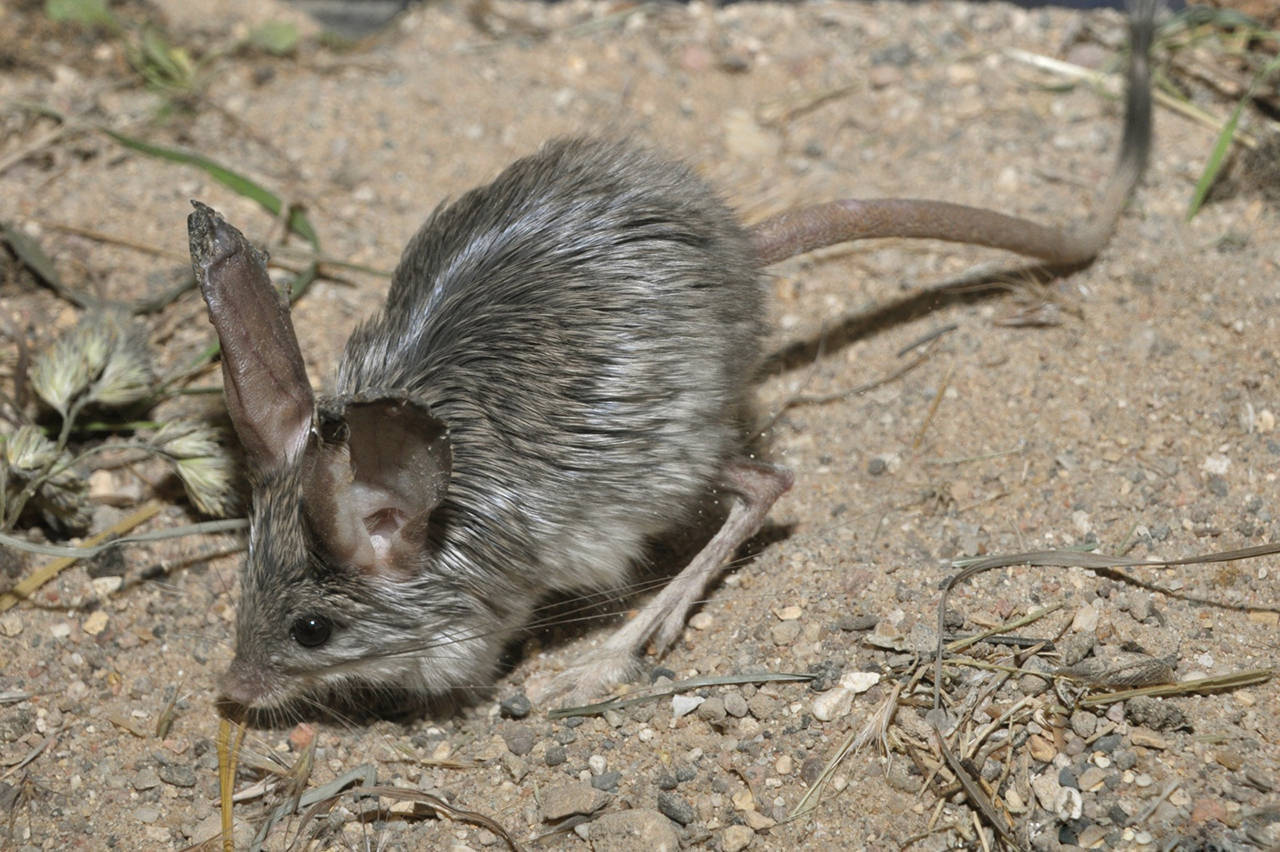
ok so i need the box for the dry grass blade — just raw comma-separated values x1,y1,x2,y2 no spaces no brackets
1056,652,1177,688
0,518,247,560
0,501,161,612
270,764,375,849
107,713,149,738
1080,667,1274,707
913,365,953,450
1004,46,1264,149
935,543,1280,706
547,671,813,719
0,220,94,308
0,725,61,781
933,728,1016,847
791,681,902,820
279,768,525,852
155,681,183,739
352,786,525,851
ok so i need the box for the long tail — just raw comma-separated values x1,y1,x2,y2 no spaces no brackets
749,0,1157,268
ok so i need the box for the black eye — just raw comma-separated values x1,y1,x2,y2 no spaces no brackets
291,615,332,648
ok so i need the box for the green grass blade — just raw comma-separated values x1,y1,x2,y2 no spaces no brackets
1188,53,1280,220
99,128,319,248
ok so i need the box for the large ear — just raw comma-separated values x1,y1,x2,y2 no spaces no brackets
302,400,451,576
188,201,314,473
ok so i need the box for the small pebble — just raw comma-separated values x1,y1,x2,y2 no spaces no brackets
1213,749,1243,771
688,612,713,630
1054,787,1083,820
591,771,621,792
722,824,754,851
1094,733,1123,753
672,695,704,718
501,724,534,756
656,791,695,826
747,693,779,720
134,806,161,824
589,809,680,850
545,745,567,767
696,697,727,722
541,781,609,821
775,755,792,775
773,605,802,621
1028,734,1057,763
656,772,678,791
90,575,122,597
837,614,877,632
499,693,531,719
806,660,842,691
771,621,801,645
1069,710,1098,738
723,692,749,718
502,753,527,782
131,768,161,791
1031,772,1062,811
81,610,108,636
1129,729,1167,749
158,764,197,788
1078,767,1107,791
588,755,607,775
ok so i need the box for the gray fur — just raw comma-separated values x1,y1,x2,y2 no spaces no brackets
216,139,762,708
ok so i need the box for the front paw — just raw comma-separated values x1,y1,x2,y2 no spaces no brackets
528,649,642,709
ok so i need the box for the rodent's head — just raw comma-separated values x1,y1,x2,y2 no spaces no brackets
189,203,493,714
219,400,489,714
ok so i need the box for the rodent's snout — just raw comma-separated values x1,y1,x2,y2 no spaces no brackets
217,655,277,711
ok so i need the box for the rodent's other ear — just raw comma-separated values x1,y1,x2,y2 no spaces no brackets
188,201,314,475
303,399,451,577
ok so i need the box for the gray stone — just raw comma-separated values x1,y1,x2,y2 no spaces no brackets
501,723,535,756
588,809,680,851
541,781,609,822
158,764,197,788
656,791,695,825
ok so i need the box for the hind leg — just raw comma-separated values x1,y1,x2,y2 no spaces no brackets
535,459,793,706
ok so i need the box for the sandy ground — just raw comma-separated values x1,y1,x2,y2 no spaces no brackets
2,0,1278,849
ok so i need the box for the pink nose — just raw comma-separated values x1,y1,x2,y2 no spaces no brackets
218,657,274,709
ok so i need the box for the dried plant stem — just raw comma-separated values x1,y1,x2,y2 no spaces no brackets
1080,668,1274,706
217,718,246,852
0,501,161,612
1004,46,1270,148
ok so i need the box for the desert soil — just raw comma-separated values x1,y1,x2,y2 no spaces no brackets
1,0,1278,850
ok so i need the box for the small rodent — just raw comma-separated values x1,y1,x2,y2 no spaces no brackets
190,1,1156,714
